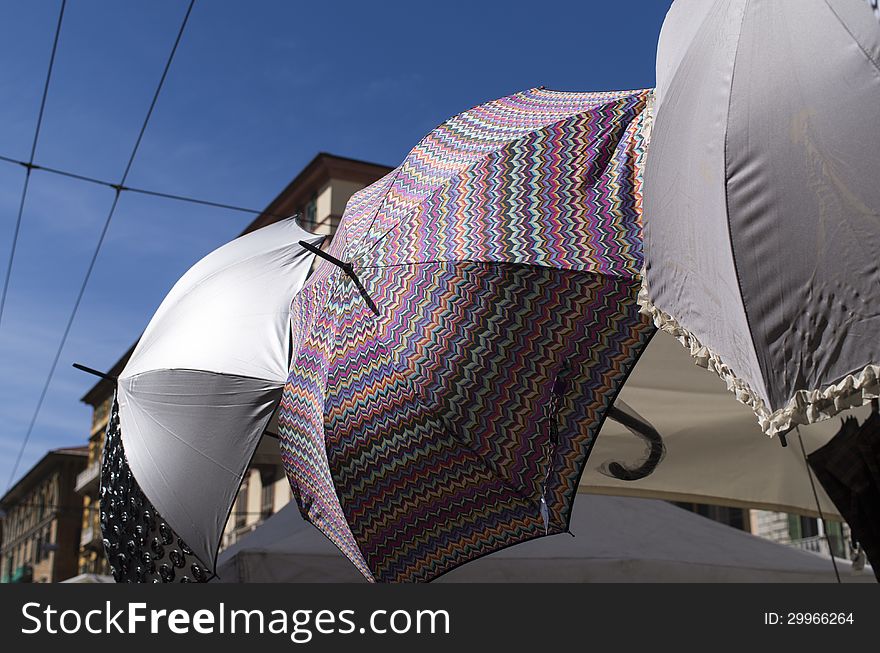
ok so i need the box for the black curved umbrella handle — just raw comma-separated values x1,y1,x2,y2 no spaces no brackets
604,400,666,481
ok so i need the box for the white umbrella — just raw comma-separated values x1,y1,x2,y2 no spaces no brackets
111,217,322,572
641,0,880,435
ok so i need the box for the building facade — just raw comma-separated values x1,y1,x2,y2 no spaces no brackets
749,509,851,559
74,152,392,570
76,368,121,576
0,447,88,583
676,502,852,562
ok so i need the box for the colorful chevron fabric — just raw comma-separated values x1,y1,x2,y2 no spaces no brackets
278,87,654,582
363,93,649,276
280,269,374,579
335,87,645,265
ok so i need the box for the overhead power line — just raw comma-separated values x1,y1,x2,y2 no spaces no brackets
0,153,288,219
5,0,196,492
0,0,66,330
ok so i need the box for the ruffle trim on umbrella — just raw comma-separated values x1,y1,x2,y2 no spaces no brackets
637,276,880,436
643,89,655,143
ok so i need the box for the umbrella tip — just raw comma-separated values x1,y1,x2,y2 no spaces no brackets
72,362,117,382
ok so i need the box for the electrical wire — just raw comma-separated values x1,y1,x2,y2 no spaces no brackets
5,0,196,492
0,153,290,219
0,0,66,330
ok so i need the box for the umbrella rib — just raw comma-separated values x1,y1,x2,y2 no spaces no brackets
356,257,632,281
351,357,545,527
823,0,880,74
121,397,206,551
721,0,767,407
299,240,379,315
432,411,547,527
132,404,243,477
350,86,514,253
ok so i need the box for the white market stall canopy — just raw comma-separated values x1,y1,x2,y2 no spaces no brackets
215,494,869,583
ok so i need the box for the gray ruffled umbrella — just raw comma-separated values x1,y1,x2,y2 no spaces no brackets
641,0,880,435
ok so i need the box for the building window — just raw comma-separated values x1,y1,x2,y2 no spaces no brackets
788,515,846,557
825,521,846,557
42,529,52,562
92,398,111,432
301,195,317,229
788,514,819,541
261,480,274,520
235,479,249,528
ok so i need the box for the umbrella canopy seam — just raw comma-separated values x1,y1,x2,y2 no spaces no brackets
824,0,880,73
357,258,637,281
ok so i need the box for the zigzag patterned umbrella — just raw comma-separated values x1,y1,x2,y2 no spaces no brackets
279,87,655,582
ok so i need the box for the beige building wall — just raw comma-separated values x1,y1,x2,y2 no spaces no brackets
309,179,365,235
76,394,112,576
1,450,87,583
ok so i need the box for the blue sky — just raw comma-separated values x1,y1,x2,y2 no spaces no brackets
0,1,670,489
